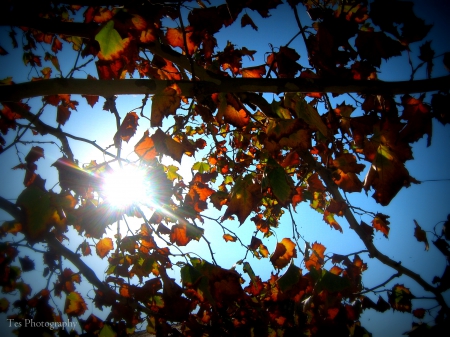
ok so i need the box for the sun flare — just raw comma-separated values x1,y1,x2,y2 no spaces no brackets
102,165,151,208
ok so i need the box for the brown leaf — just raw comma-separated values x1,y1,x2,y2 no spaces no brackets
241,13,258,30
151,86,181,127
414,220,429,251
304,242,326,271
114,111,139,147
372,213,390,238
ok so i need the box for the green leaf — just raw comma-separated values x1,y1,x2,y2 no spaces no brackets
264,157,294,205
95,21,126,60
271,100,291,119
165,165,182,181
186,222,204,241
192,161,211,173
277,262,301,292
290,93,328,138
16,185,55,242
99,324,117,337
243,262,257,285
317,269,351,293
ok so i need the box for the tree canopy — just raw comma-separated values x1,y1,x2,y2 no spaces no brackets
0,0,450,336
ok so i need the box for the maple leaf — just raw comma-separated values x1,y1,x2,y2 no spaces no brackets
151,85,181,127
263,157,294,206
134,130,157,162
400,95,432,146
151,128,192,163
304,242,326,271
413,220,429,251
114,111,139,147
166,27,197,55
388,284,413,312
241,13,258,30
372,213,390,237
363,145,419,206
95,20,130,61
96,237,114,259
65,291,87,316
270,238,297,269
222,174,262,225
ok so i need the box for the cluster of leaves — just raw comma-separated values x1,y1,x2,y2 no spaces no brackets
0,0,450,336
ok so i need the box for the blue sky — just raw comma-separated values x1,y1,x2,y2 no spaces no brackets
1,1,450,336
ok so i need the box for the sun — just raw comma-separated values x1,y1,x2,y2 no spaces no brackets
102,165,151,208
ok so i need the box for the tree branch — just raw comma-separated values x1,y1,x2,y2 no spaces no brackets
1,76,450,103
308,153,450,313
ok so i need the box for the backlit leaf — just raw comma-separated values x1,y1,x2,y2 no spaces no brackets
96,237,113,258
389,284,413,312
151,86,181,127
134,130,157,162
223,234,236,242
304,242,326,271
95,20,129,60
65,291,87,316
270,238,297,269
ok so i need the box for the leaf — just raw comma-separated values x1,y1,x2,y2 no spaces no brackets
414,220,429,251
166,27,197,55
19,256,35,272
16,185,58,242
134,130,157,161
65,291,87,316
241,65,266,78
400,95,432,146
99,324,116,337
277,262,301,292
288,93,328,137
318,269,351,293
151,128,191,163
388,284,413,312
95,20,129,60
323,211,342,232
264,157,294,205
270,238,297,269
418,41,435,78
413,308,426,319
222,174,262,225
241,13,258,30
304,242,326,271
0,298,9,313
96,238,113,258
114,111,139,147
363,145,418,206
151,85,181,127
223,234,237,242
372,213,390,237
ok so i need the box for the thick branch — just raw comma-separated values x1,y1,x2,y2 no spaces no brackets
1,76,450,102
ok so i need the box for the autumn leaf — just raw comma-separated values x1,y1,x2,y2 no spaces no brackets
323,211,342,232
166,27,197,55
95,20,129,60
413,220,429,251
241,65,266,78
413,308,426,319
304,242,326,271
113,111,139,147
270,238,297,269
223,234,237,242
151,86,181,127
264,157,294,206
65,291,87,316
372,213,390,237
388,284,413,312
151,128,191,163
134,130,157,162
222,174,262,225
96,237,114,258
241,13,258,30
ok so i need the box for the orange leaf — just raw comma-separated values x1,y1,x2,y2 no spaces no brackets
372,213,390,237
134,130,157,162
304,242,326,271
241,65,266,78
223,234,237,242
270,238,297,269
65,291,87,316
166,27,197,55
170,223,191,246
151,86,181,127
96,237,113,258
323,210,343,232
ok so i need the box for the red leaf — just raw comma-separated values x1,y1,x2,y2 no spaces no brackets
270,238,297,269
